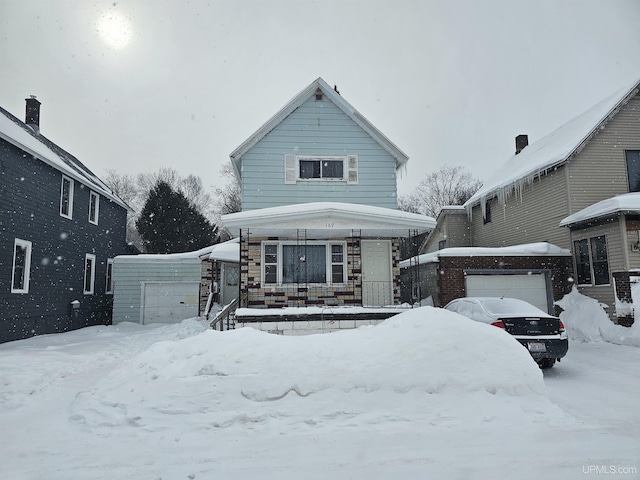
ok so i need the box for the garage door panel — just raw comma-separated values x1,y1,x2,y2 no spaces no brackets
142,282,200,324
465,274,550,313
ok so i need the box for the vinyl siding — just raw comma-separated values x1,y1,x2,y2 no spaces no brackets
423,211,471,253
111,259,201,324
240,96,398,210
566,96,640,214
0,138,129,343
470,166,571,249
569,221,623,315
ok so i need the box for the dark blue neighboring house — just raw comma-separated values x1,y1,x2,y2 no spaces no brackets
0,97,131,343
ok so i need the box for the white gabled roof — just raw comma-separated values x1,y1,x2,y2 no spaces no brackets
221,202,435,238
400,242,570,268
0,106,131,211
560,192,640,227
229,77,409,172
465,78,640,214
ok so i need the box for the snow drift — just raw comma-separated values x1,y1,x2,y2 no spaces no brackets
69,307,546,433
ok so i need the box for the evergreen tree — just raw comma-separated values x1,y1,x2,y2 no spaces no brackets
136,181,218,253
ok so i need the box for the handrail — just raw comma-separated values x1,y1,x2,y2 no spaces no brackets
210,297,239,331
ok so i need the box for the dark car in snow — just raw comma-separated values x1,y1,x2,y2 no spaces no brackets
443,297,568,368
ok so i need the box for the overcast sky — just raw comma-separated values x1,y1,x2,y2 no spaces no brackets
2,0,640,198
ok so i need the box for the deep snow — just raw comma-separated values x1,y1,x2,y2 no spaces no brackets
1,296,639,479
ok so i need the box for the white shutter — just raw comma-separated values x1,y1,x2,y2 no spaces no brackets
284,154,296,184
347,155,358,184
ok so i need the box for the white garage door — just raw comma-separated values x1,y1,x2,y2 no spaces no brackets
465,273,550,314
141,281,200,324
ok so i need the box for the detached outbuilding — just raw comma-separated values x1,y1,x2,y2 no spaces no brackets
112,246,214,325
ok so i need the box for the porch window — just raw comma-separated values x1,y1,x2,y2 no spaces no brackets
283,244,326,283
262,241,346,285
573,236,609,286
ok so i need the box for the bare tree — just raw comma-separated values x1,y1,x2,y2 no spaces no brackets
213,161,242,219
399,165,482,217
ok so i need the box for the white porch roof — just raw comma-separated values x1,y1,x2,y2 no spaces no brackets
560,192,640,227
221,202,435,238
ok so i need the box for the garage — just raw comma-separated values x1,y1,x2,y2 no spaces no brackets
465,271,552,314
140,281,200,325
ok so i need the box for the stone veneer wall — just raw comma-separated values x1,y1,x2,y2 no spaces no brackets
239,233,402,308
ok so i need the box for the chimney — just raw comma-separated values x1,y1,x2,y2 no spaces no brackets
25,95,41,134
515,134,528,154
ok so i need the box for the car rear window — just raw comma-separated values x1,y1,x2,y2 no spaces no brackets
481,299,548,317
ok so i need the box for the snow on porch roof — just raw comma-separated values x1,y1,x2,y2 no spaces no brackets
221,202,435,238
229,77,409,170
209,238,240,263
464,78,640,213
560,192,640,227
399,242,570,268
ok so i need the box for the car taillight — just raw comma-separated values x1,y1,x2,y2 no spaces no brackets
559,320,567,339
559,320,566,333
491,321,506,329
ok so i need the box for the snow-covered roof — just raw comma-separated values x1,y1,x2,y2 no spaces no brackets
560,192,640,227
114,245,216,263
221,202,435,238
229,77,409,173
0,105,131,211
209,238,240,262
400,242,570,268
464,78,640,214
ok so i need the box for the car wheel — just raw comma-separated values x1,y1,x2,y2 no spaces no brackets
538,358,556,369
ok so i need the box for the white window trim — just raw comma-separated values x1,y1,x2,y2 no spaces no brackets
84,253,96,295
89,191,100,225
261,240,347,287
60,175,74,219
284,154,358,184
105,258,114,294
574,235,610,287
11,238,32,294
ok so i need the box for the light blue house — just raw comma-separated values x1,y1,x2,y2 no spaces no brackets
220,78,434,324
230,78,408,211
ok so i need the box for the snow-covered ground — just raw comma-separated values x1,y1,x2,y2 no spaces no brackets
1,293,639,479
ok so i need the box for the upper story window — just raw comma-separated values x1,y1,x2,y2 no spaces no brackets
11,238,32,293
625,150,640,192
262,241,346,286
84,254,96,294
285,154,358,184
89,191,100,225
60,175,74,219
105,258,114,294
574,235,609,286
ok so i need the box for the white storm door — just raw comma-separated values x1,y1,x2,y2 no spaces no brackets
361,240,393,307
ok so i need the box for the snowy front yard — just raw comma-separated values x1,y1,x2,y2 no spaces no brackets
1,301,639,479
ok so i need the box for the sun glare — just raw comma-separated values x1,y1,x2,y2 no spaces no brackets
97,11,132,49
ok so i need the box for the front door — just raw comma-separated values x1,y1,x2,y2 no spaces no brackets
361,240,393,306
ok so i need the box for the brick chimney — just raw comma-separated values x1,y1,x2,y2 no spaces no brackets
25,96,41,134
515,134,528,154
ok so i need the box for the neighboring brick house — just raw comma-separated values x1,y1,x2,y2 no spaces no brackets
218,78,434,330
411,78,640,323
0,98,130,343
